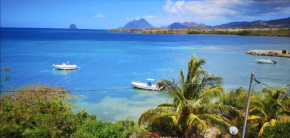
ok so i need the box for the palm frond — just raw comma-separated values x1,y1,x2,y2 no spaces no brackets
249,108,267,119
191,104,243,120
180,69,186,87
250,100,265,111
186,113,206,132
157,79,185,101
158,103,176,108
198,86,223,104
257,119,277,138
278,110,290,117
198,114,231,132
138,106,176,127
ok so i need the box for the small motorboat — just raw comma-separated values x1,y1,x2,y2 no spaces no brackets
52,61,79,70
131,79,160,91
257,59,276,64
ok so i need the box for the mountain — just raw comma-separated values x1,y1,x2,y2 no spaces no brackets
168,22,188,29
69,24,77,29
183,22,206,27
119,18,154,29
215,21,249,28
215,17,290,28
167,22,206,29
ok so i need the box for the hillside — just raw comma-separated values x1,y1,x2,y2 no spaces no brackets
168,22,205,29
119,18,154,29
216,17,290,28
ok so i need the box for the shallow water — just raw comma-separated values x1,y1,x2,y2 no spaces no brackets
1,28,290,121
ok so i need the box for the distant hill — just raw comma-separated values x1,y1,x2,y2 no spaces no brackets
115,17,290,30
119,18,154,29
215,21,249,28
167,22,206,29
168,22,188,29
70,24,77,29
215,17,290,28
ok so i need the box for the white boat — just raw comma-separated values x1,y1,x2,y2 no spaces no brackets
257,59,277,64
131,79,160,91
52,62,79,70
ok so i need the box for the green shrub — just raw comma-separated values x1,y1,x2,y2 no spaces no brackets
236,30,251,36
187,30,200,34
0,85,140,138
261,122,290,138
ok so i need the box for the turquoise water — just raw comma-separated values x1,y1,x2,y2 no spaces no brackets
1,28,290,121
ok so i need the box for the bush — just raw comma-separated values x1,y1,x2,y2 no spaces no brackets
187,30,201,34
261,122,290,138
0,85,140,138
236,30,251,36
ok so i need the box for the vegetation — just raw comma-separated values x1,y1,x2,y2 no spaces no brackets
1,56,290,138
109,28,290,37
217,87,290,138
248,88,290,137
0,85,142,138
138,56,290,138
261,122,290,138
187,30,201,34
0,67,11,89
138,56,242,137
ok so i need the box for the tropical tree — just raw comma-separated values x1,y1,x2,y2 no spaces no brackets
248,88,290,137
216,87,261,136
138,56,242,137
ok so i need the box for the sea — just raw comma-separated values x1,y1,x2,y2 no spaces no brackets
1,28,290,122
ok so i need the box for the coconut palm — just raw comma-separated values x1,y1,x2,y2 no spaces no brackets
138,56,242,137
248,88,290,137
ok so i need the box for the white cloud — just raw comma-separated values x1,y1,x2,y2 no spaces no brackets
125,0,290,27
159,0,290,26
92,14,105,18
163,0,239,19
144,15,155,19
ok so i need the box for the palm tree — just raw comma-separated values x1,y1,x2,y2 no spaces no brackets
138,56,242,137
248,88,290,137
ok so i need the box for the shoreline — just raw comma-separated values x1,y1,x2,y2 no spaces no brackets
109,28,290,37
246,50,290,58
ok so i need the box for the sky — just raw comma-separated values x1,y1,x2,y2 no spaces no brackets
1,0,290,29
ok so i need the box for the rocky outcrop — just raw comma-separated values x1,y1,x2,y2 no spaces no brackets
70,24,77,29
246,50,290,58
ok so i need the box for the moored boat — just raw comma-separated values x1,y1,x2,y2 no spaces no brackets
131,79,160,91
52,62,79,70
257,59,276,64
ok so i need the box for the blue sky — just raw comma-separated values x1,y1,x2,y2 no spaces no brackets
1,0,290,29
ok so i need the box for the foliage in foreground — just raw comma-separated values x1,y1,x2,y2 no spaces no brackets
138,55,290,138
217,87,290,138
261,122,290,138
138,55,242,137
0,85,141,138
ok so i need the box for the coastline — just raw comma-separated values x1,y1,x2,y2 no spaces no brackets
109,28,290,37
246,50,290,58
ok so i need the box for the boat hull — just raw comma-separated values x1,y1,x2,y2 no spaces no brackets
257,61,274,64
131,82,160,91
53,64,79,70
257,60,276,64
